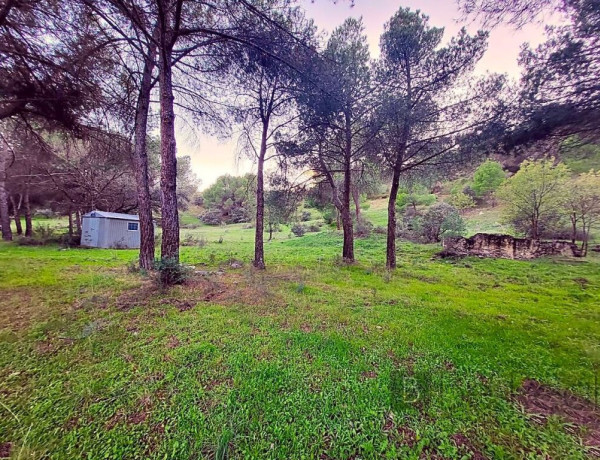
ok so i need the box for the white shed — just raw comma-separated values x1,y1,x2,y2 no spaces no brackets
81,210,141,249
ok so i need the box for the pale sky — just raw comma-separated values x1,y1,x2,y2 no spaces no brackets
179,0,551,190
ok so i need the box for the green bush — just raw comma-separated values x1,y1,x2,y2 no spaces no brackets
448,191,476,210
291,224,306,237
154,258,192,288
181,234,207,247
472,160,505,197
354,217,373,238
16,236,44,246
421,203,466,242
300,211,312,222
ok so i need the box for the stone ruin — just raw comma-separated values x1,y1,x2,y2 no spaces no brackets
441,233,583,260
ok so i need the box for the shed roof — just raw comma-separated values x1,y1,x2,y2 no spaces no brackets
83,210,139,221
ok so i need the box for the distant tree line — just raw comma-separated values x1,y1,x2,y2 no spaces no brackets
1,0,599,278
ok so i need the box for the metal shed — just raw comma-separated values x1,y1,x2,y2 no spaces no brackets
81,210,141,249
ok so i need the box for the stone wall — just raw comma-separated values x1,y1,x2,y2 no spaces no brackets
442,233,583,259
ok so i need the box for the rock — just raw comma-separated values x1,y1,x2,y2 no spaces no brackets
441,233,583,260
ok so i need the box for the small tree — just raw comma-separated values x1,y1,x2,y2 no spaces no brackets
448,191,476,211
201,174,256,225
264,177,304,241
421,202,466,243
396,185,436,212
496,159,569,239
565,170,600,255
471,160,505,198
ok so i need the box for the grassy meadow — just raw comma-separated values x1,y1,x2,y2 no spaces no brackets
0,206,599,459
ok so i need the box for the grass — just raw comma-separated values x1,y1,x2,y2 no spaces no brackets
463,206,512,236
561,141,600,174
1,226,599,459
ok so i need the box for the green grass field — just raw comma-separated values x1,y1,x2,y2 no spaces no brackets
1,217,599,459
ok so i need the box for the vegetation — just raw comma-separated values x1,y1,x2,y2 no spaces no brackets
472,160,506,198
2,0,600,457
420,203,466,243
200,175,256,226
1,230,599,459
496,159,600,248
497,159,570,239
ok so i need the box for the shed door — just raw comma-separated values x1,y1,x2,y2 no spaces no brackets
81,217,99,247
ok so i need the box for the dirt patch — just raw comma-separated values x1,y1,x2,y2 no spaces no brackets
418,445,445,459
0,442,12,458
166,336,181,349
128,411,148,425
574,277,589,289
383,413,417,448
516,379,600,455
300,323,312,333
450,433,487,459
360,370,377,381
204,377,233,391
116,285,156,311
105,395,153,429
159,298,194,312
443,360,455,371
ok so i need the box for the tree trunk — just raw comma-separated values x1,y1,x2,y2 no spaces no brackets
342,111,354,262
134,30,158,270
253,122,268,269
571,213,577,244
68,210,73,238
352,185,361,220
158,18,179,263
387,169,401,269
24,183,32,237
582,218,588,257
0,142,12,241
268,223,273,241
75,209,82,235
10,195,22,235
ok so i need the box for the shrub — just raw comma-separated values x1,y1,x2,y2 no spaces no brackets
228,207,251,224
16,236,43,246
33,209,55,219
421,203,466,242
374,225,387,234
154,258,192,288
300,211,311,222
496,159,569,239
322,207,337,225
395,214,423,242
181,234,207,247
291,224,306,237
354,218,373,238
34,224,55,242
448,191,476,211
200,208,223,226
307,224,320,233
396,186,437,211
472,160,505,197
59,234,81,247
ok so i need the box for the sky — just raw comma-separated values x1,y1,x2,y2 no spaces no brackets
179,0,551,191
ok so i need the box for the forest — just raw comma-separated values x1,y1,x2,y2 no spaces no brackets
0,0,599,459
